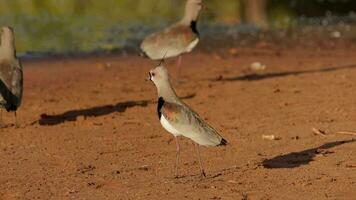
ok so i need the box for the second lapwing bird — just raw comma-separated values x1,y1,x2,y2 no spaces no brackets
0,26,23,127
147,64,227,178
141,0,203,78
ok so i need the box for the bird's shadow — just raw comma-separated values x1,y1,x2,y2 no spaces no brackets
35,93,196,126
37,100,150,126
262,139,355,169
169,163,245,184
169,172,225,184
215,64,356,81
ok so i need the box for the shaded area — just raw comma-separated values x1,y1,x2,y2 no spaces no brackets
263,139,355,169
216,64,356,82
1,0,356,55
268,0,356,17
36,93,195,126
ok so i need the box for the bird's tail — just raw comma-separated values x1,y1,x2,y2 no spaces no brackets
139,51,149,58
218,138,227,146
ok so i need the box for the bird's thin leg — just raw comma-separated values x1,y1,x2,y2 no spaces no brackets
176,55,182,81
194,143,206,177
14,111,19,128
174,136,180,178
0,109,4,128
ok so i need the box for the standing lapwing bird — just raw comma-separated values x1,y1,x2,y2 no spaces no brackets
140,0,203,79
147,64,227,178
0,26,23,127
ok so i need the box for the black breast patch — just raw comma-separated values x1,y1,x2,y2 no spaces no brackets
190,21,199,35
157,97,165,119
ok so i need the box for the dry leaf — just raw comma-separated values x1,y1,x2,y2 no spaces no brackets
262,135,281,140
312,127,327,137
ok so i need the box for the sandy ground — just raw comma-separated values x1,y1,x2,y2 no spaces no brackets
0,46,356,200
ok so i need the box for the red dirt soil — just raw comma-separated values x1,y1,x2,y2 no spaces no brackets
0,47,356,199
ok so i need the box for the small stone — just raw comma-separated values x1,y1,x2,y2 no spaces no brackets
76,116,86,122
250,62,266,71
138,165,150,171
228,48,238,56
330,31,341,38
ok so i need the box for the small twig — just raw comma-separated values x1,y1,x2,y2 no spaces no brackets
312,127,356,138
335,131,356,136
312,127,327,137
346,164,356,168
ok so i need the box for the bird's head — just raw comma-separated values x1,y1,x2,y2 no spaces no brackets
147,63,170,87
147,62,179,101
183,0,203,23
0,26,15,47
187,0,203,10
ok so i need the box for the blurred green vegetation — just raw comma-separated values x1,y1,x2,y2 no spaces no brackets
0,0,355,55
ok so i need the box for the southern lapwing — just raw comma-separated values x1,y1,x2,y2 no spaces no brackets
147,64,227,178
141,0,202,79
0,26,23,127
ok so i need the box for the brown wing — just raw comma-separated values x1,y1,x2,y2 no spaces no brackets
11,60,23,97
141,23,198,59
159,24,198,48
161,101,224,146
0,59,14,88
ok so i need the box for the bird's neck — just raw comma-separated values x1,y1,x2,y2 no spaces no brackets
157,80,180,104
0,43,15,59
180,7,199,26
180,15,198,26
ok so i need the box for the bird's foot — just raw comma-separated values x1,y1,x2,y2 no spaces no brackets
200,170,206,178
174,170,180,179
0,119,7,128
0,123,6,128
14,122,20,128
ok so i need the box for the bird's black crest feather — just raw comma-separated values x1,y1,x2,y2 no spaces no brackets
157,97,165,119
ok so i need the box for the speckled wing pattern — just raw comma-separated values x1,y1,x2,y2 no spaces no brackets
160,100,225,146
141,23,199,60
0,58,23,111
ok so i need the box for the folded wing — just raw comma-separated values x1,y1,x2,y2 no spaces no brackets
141,24,199,60
161,101,225,146
0,59,23,111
